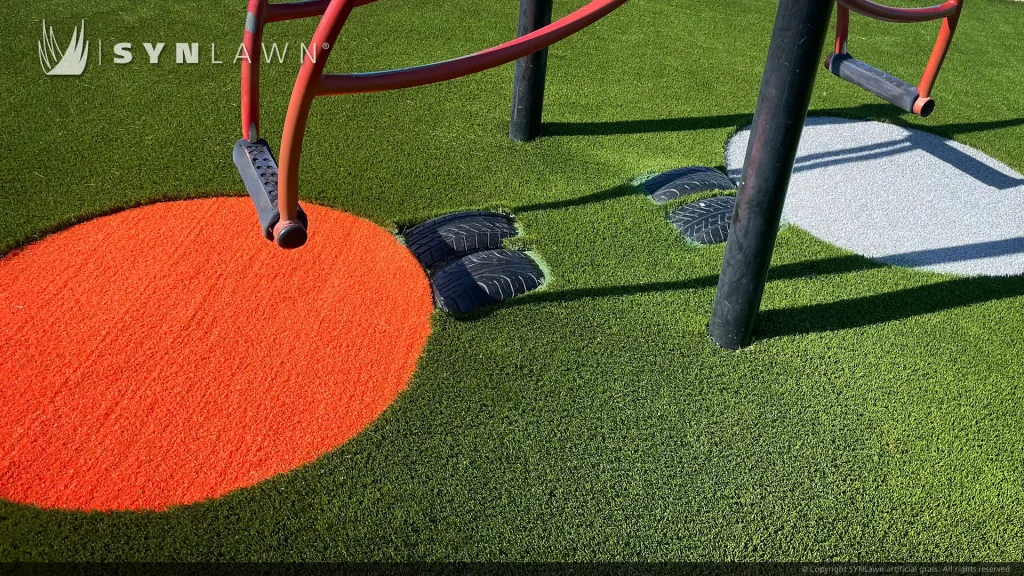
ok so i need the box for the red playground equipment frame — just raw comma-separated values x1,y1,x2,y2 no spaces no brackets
236,0,627,249
825,0,964,117
234,0,964,251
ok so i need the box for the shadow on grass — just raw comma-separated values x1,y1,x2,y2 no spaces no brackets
757,274,1024,339
462,255,881,316
542,112,755,138
494,103,1024,339
462,253,1024,342
523,106,1024,214
516,184,640,213
542,103,1024,139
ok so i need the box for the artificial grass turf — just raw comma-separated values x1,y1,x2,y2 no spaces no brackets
1,0,1023,562
0,198,433,512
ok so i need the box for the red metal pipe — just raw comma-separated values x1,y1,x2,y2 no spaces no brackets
241,0,267,141
275,0,362,244
915,3,962,110
239,0,268,140
834,4,849,55
826,0,964,117
838,0,960,23
267,0,330,22
259,0,626,247
243,0,380,140
266,0,378,23
316,0,627,95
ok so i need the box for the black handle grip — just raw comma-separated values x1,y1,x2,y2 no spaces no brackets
233,138,309,243
828,53,932,116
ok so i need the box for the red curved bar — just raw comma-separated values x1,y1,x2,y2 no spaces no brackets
317,0,627,95
276,0,362,239
241,0,268,140
267,0,331,22
827,0,963,117
266,0,378,23
242,0,381,139
838,0,960,23
915,3,962,104
257,0,627,247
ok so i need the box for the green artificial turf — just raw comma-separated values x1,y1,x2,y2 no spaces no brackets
2,0,1024,562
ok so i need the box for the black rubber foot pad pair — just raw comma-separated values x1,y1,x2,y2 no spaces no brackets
404,211,519,270
644,167,736,204
432,250,544,314
667,196,735,245
403,211,543,313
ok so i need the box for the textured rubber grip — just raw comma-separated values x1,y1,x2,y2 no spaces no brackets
233,138,308,241
828,53,920,114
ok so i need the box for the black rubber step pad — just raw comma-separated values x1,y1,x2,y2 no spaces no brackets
404,211,518,270
667,196,735,245
644,167,737,204
431,250,544,314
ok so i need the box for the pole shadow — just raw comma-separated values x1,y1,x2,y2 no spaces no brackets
515,184,639,213
757,273,1024,339
459,254,882,319
877,237,1024,269
458,250,1024,344
785,119,1024,189
542,112,755,138
526,108,1023,214
541,103,1024,140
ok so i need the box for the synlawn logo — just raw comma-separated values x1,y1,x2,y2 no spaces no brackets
38,20,89,76
37,19,323,77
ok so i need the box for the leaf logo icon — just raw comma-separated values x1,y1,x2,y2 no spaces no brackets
38,20,89,76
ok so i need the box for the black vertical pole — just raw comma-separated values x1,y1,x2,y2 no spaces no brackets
509,0,554,142
707,0,834,350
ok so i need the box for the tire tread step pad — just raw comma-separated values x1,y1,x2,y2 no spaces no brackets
667,196,735,245
644,167,737,205
431,249,544,313
404,211,518,270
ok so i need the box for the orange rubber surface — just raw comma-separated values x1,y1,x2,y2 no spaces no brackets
0,198,433,512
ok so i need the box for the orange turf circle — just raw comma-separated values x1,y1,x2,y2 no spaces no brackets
0,198,433,512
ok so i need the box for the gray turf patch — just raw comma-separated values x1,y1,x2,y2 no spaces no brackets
725,117,1024,276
